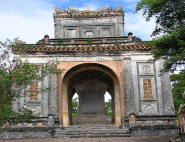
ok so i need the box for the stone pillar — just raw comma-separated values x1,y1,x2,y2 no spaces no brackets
11,99,20,113
57,75,63,125
117,17,124,36
54,22,63,38
44,75,49,117
112,95,115,124
49,74,58,117
123,58,135,116
155,60,164,115
128,32,133,42
44,35,49,44
161,71,175,115
62,84,69,126
47,114,55,128
129,113,136,125
68,95,72,125
114,82,121,126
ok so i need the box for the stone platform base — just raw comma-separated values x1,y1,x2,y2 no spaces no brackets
0,127,54,138
72,115,112,125
129,125,179,136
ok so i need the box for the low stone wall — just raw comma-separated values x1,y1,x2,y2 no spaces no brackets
0,127,54,138
127,113,180,136
130,125,179,136
0,115,56,138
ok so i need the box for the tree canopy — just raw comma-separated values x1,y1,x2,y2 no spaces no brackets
170,70,185,113
135,0,185,72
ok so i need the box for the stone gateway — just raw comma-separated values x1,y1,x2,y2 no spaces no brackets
5,5,179,138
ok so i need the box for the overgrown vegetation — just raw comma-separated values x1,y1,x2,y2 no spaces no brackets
58,38,63,44
87,38,92,44
0,38,63,133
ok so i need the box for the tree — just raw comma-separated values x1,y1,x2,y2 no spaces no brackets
135,0,185,72
105,99,112,116
170,70,185,113
72,97,78,117
0,38,63,133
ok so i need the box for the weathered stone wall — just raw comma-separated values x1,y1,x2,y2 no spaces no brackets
16,51,175,123
54,15,124,38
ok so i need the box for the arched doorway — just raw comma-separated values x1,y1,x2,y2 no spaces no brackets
58,63,122,126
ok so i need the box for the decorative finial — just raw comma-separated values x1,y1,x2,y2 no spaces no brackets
86,5,90,10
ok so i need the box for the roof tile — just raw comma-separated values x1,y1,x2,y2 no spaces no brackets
27,43,151,53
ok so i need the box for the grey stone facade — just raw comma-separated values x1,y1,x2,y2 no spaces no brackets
53,6,124,38
15,52,175,118
5,5,177,138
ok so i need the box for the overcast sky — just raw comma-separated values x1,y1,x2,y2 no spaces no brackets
0,0,156,44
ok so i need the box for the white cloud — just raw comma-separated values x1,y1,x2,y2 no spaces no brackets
0,0,156,43
0,0,55,43
125,11,156,41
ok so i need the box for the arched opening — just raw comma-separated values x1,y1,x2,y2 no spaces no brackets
60,63,121,126
104,91,112,116
69,70,114,125
84,30,95,37
72,93,79,118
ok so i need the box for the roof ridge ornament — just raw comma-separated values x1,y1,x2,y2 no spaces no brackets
68,6,79,11
83,5,94,12
97,5,109,11
86,5,90,10
54,7,65,13
113,5,123,11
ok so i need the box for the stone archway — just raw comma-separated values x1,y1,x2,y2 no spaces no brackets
57,62,124,126
68,70,114,125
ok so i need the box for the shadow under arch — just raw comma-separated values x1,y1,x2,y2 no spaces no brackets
63,63,120,84
57,62,123,126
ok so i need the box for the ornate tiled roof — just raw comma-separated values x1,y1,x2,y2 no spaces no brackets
25,44,151,53
53,5,124,19
54,13,123,18
15,35,151,54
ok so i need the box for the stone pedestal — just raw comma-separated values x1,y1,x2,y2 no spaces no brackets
73,115,111,125
47,114,55,128
73,80,110,125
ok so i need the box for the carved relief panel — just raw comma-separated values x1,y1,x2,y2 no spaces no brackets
84,31,95,37
140,77,156,100
26,81,41,102
139,63,154,75
141,102,157,115
27,106,41,115
138,62,158,115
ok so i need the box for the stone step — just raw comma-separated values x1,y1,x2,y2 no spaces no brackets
55,131,128,134
54,125,130,138
56,130,129,133
54,133,131,138
61,128,123,131
60,125,121,130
